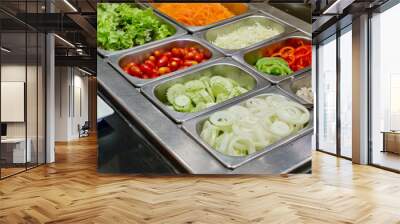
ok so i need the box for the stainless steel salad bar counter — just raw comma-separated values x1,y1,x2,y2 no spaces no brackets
97,2,312,174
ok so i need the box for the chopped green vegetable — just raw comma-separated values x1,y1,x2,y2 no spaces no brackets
97,3,174,51
255,57,293,76
164,75,249,113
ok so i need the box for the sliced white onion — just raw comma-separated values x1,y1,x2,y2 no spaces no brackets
227,136,255,156
277,101,310,125
270,120,293,137
209,111,235,131
200,94,310,157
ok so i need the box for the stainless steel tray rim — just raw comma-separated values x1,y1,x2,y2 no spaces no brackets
141,58,271,123
182,86,314,169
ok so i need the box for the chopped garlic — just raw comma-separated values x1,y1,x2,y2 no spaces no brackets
296,87,313,103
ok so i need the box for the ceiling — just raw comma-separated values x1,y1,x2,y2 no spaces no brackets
312,0,389,42
0,0,96,72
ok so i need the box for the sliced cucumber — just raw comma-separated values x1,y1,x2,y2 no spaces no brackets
166,84,186,105
184,80,205,92
210,76,233,96
173,95,192,112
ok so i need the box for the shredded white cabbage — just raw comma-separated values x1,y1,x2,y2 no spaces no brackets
296,87,313,103
200,94,310,157
212,22,281,50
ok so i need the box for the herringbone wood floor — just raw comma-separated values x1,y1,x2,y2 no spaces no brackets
0,135,400,224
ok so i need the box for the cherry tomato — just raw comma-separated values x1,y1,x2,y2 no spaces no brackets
139,64,153,74
183,60,198,66
123,66,130,73
142,74,149,79
128,65,142,77
164,51,172,58
158,67,171,75
153,50,163,58
125,62,136,68
148,55,156,62
157,55,169,67
189,47,197,52
171,47,182,57
144,60,156,68
203,50,212,59
179,48,185,56
170,57,182,65
194,53,204,62
149,68,159,78
168,61,179,71
184,52,195,60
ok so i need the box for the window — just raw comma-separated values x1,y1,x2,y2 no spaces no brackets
317,36,337,154
371,3,400,171
339,27,352,158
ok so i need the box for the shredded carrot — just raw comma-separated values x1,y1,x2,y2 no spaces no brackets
156,3,235,26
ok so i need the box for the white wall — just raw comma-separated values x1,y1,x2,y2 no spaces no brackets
54,67,89,141
1,63,46,164
1,65,36,138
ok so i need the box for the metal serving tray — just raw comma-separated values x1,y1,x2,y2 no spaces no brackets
182,86,314,169
194,12,296,56
232,32,311,84
278,71,313,105
141,58,270,123
146,3,256,33
97,3,187,58
108,35,223,87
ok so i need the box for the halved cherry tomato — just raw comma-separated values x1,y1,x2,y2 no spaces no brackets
148,55,156,62
158,67,171,75
168,61,179,71
170,57,182,65
164,51,172,58
128,65,142,77
153,50,162,58
149,68,159,78
180,48,187,57
144,60,156,69
125,62,136,68
171,47,181,57
203,50,212,59
121,45,210,79
139,64,153,74
184,52,195,60
194,52,204,62
183,60,198,66
157,55,169,67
